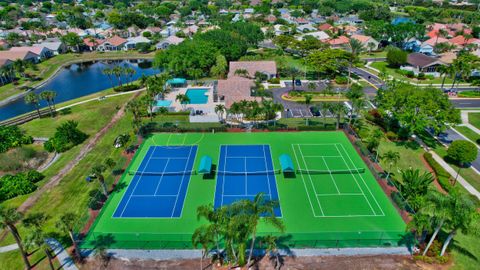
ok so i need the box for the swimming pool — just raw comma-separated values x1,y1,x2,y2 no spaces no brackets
156,100,172,107
186,88,209,104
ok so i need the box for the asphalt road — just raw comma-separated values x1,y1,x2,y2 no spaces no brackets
450,99,480,108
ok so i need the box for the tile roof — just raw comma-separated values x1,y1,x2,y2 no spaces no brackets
9,46,47,55
83,37,105,47
350,34,373,43
217,78,259,107
228,61,277,78
407,53,445,68
105,35,127,47
423,37,452,46
0,50,39,61
327,36,350,45
318,23,333,31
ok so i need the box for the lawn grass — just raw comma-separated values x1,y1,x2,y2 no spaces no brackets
468,112,480,130
0,113,133,270
457,91,480,98
20,93,134,138
0,51,153,101
454,126,480,145
359,51,387,59
369,61,454,85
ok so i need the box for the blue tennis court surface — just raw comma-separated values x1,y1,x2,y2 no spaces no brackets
214,145,282,217
113,145,197,218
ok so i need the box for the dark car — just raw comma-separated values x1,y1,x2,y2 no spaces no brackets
295,79,302,86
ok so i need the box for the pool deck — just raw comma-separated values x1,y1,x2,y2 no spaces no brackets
157,85,223,122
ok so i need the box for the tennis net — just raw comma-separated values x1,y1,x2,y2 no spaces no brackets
128,170,197,176
296,168,365,175
216,169,281,176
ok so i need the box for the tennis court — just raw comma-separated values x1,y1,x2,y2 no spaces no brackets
292,143,384,218
214,145,281,216
85,132,406,249
113,145,197,218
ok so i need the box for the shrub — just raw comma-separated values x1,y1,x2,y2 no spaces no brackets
423,152,456,193
417,72,425,79
114,83,141,92
386,47,407,67
297,124,336,131
44,121,88,153
0,125,33,153
268,77,280,84
385,131,398,141
390,191,406,210
335,76,348,84
0,170,44,202
88,189,107,210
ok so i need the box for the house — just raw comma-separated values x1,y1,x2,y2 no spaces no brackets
350,35,379,51
327,36,350,49
183,25,199,36
0,50,39,63
83,38,105,51
33,41,66,55
401,53,446,77
265,15,277,24
299,31,329,41
124,36,151,50
217,78,259,108
155,36,185,50
160,26,179,37
423,37,453,47
342,25,359,35
297,24,317,33
318,23,333,31
296,18,309,25
449,35,480,48
97,36,127,51
9,46,53,60
228,61,277,79
273,24,288,36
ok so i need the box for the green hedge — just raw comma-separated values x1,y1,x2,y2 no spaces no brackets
0,170,44,202
297,124,337,131
423,152,456,193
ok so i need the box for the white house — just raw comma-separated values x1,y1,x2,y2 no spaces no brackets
33,41,66,55
298,31,330,41
124,36,151,50
155,36,185,50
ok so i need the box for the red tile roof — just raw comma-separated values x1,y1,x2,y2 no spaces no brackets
105,35,127,47
83,38,105,47
318,23,333,31
328,36,350,46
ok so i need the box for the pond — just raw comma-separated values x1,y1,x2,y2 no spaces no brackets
0,59,159,121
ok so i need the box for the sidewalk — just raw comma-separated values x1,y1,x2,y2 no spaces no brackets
46,238,78,270
459,110,480,135
429,151,480,199
0,243,18,253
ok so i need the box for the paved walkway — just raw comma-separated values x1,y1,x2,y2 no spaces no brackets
429,151,480,199
0,243,18,253
459,110,480,134
46,238,78,270
97,247,410,261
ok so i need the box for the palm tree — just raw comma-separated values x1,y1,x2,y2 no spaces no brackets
264,235,281,270
112,66,124,88
25,92,41,118
126,99,143,133
56,212,82,260
421,191,451,256
176,94,190,111
196,205,224,261
284,66,302,91
304,94,313,126
192,225,215,270
367,42,376,54
23,213,54,270
347,38,365,87
243,193,284,267
13,59,26,78
91,164,108,196
40,90,57,117
345,84,364,125
234,68,250,79
398,169,434,211
145,77,161,121
437,65,450,89
0,206,31,269
381,150,400,181
215,104,226,121
331,102,346,129
319,102,330,127
157,72,171,100
102,68,114,88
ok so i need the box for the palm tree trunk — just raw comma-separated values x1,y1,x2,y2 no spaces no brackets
348,63,352,87
422,220,443,256
441,74,446,89
440,229,456,256
8,225,31,270
69,230,82,260
99,178,108,196
35,105,41,119
292,76,295,91
247,230,257,267
45,247,55,270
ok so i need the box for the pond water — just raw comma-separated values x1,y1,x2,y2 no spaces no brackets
0,59,159,121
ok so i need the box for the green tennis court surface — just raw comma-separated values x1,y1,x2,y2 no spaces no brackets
83,132,405,249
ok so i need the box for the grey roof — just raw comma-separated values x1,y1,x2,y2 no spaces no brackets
33,41,63,51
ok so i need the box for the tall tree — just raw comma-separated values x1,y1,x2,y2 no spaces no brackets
215,104,226,121
421,191,451,256
304,94,313,126
447,140,478,184
381,150,400,180
346,38,365,87
242,193,284,267
192,225,215,270
91,164,108,196
0,206,31,269
176,94,190,111
23,213,54,270
25,92,41,118
56,212,82,260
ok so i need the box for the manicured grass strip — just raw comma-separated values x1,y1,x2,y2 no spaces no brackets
468,112,480,130
454,126,480,145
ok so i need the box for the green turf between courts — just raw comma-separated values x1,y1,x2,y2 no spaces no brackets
82,132,406,249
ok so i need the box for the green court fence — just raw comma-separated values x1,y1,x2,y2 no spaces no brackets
83,230,405,250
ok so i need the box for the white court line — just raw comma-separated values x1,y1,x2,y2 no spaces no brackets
153,158,171,195
222,194,271,197
336,143,385,216
320,156,340,194
118,147,157,217
220,145,228,206
131,194,178,197
296,144,325,216
227,156,266,159
244,157,248,195
303,155,343,158
292,144,319,217
263,145,274,202
149,157,188,160
177,146,199,218
170,146,195,218
332,144,376,216
165,134,172,146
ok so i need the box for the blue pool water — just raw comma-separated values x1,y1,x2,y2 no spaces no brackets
185,88,208,104
156,100,172,107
